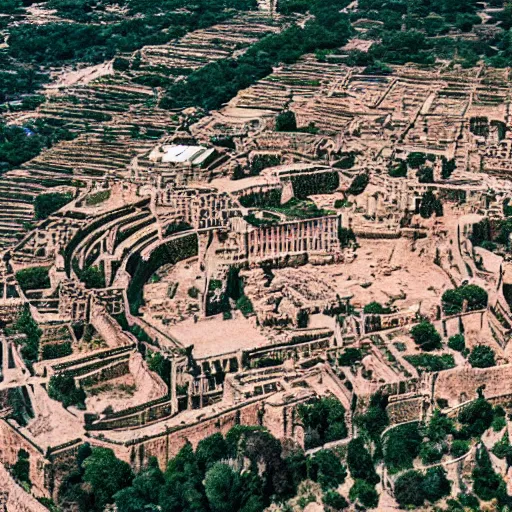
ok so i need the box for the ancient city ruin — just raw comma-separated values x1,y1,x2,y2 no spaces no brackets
3,0,512,510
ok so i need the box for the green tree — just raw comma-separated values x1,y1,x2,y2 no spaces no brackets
12,449,30,485
422,467,451,502
322,490,348,511
355,392,389,440
458,396,494,438
347,173,369,196
383,423,422,473
363,301,390,314
349,479,378,509
34,192,73,220
468,345,496,368
16,266,50,291
83,448,133,511
48,374,86,408
204,463,245,512
394,471,425,507
114,459,164,512
448,334,465,352
419,190,443,218
275,110,297,132
338,348,363,366
410,321,442,351
196,433,228,472
298,397,347,449
346,438,379,484
472,445,506,502
307,450,347,490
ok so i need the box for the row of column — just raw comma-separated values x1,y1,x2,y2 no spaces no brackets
248,217,339,260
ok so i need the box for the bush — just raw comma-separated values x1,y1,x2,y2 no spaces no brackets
448,334,465,352
48,374,86,408
322,490,348,511
349,479,378,509
347,173,369,196
468,345,495,368
458,396,494,438
307,450,347,490
346,438,379,484
404,353,455,372
338,348,363,366
16,266,51,291
451,439,469,458
383,423,422,473
410,321,442,351
275,110,297,132
34,192,73,219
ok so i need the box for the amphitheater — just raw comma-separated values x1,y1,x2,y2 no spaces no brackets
3,1,512,511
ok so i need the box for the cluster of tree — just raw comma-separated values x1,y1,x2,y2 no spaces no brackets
346,173,369,196
0,61,49,104
363,301,391,315
48,374,87,408
351,0,503,68
291,171,339,199
34,192,74,220
394,467,451,508
16,266,51,292
160,0,352,110
7,0,257,67
441,284,488,315
297,396,348,449
468,345,496,369
410,320,442,351
12,449,31,488
59,427,350,512
346,438,379,508
6,304,42,365
338,347,363,366
0,121,75,173
419,190,443,218
405,352,455,372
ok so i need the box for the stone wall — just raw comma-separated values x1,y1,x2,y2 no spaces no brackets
89,398,265,472
0,420,50,498
434,364,512,406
